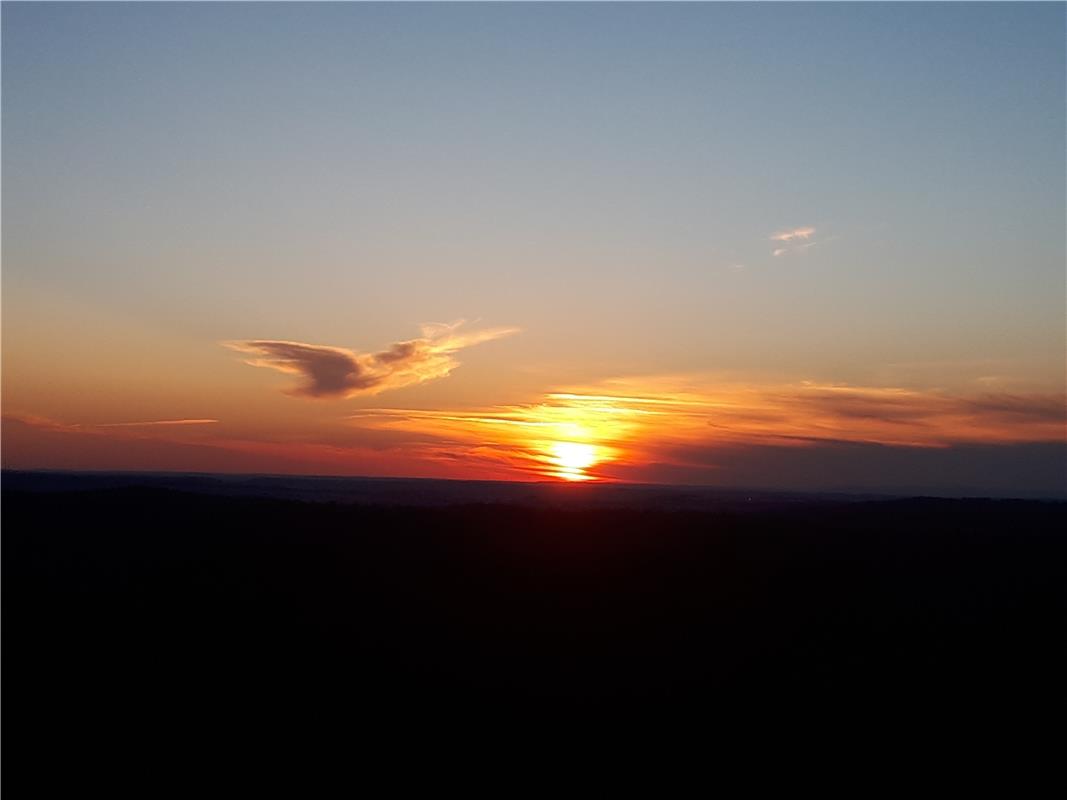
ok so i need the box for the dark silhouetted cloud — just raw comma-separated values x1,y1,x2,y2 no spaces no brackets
225,321,518,399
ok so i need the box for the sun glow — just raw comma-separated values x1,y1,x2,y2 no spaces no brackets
549,440,599,481
344,375,1067,485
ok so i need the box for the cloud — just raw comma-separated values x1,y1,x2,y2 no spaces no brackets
769,226,836,258
97,419,219,427
225,321,518,399
2,413,80,432
3,414,218,431
607,440,1067,498
962,393,1067,423
346,376,1066,483
770,226,816,242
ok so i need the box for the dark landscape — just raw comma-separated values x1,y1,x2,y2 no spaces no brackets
5,470,1065,759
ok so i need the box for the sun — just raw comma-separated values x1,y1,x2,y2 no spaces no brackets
549,441,598,481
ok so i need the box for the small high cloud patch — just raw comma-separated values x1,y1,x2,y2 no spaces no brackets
771,226,816,242
226,321,517,399
769,225,833,257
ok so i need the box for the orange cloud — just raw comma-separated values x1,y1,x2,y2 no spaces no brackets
97,419,219,427
3,413,218,431
225,321,517,399
6,372,1061,490
347,377,1065,482
1,411,515,481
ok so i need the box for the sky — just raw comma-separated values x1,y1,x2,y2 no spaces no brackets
3,2,1065,496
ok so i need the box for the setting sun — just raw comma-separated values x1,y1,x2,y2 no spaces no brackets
549,441,598,481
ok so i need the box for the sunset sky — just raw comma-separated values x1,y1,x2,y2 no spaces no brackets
3,3,1064,495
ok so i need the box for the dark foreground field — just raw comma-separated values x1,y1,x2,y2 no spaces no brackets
4,475,1066,762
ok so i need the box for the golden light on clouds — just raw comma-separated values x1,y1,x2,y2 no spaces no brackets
5,371,1063,486
346,392,642,481
347,377,1066,483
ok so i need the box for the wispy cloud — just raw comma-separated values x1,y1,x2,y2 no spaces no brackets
7,374,1061,491
346,376,1066,481
225,321,518,399
770,226,816,242
2,413,81,432
97,419,219,427
769,226,835,257
3,414,219,432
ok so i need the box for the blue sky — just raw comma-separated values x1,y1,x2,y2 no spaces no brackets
3,3,1064,492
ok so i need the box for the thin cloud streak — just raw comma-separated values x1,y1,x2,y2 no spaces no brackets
3,414,219,430
97,419,219,427
2,413,81,432
770,226,816,242
226,321,518,399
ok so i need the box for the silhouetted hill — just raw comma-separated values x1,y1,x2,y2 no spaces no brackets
0,468,944,510
3,473,1065,774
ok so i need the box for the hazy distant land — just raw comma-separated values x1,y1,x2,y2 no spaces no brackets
5,470,1063,753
